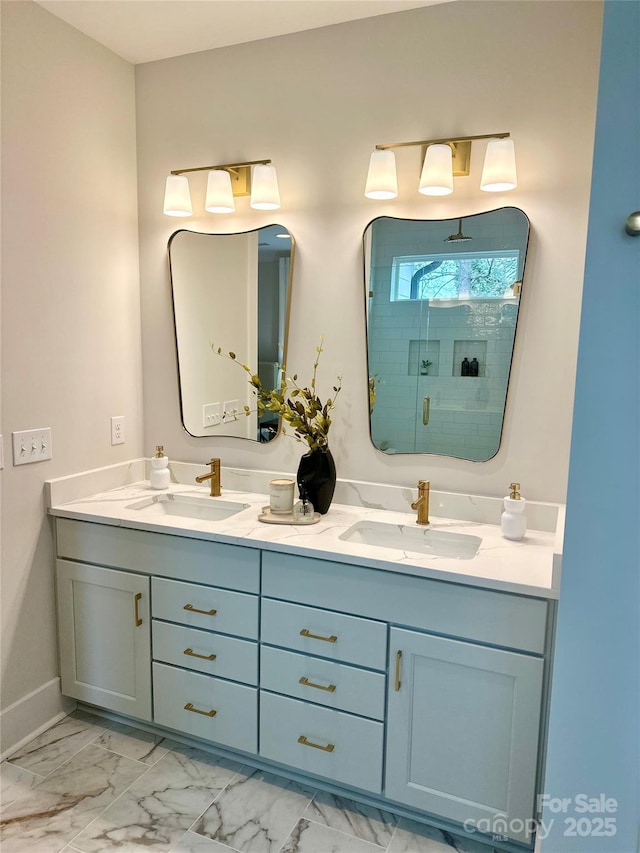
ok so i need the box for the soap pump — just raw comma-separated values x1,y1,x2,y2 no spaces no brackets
294,486,314,521
501,482,527,541
150,445,170,490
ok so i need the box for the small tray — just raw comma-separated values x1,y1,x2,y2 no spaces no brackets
258,506,321,525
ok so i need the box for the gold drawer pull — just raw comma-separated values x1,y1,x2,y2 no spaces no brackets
300,628,337,643
134,593,143,627
184,702,216,718
299,676,336,693
395,650,402,692
184,647,217,661
183,603,217,616
298,735,335,753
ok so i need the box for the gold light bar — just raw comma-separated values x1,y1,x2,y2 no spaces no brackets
374,133,510,177
170,159,272,197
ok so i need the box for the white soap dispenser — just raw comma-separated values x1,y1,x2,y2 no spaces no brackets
501,482,527,541
150,445,170,490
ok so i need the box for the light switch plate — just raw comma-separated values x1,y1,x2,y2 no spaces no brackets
0,435,4,470
203,402,221,428
222,400,240,423
12,428,53,465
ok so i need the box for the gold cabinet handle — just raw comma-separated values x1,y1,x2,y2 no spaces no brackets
300,628,338,643
184,647,217,661
395,650,402,691
134,592,143,627
299,676,336,693
298,735,335,752
184,702,216,718
183,603,217,616
423,396,430,426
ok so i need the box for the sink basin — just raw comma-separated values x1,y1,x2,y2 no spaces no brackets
126,494,249,522
339,520,481,560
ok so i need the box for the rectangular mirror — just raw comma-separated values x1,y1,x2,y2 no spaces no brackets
168,225,294,440
364,208,529,460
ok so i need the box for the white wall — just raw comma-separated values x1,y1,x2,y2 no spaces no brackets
136,0,602,503
0,1,142,749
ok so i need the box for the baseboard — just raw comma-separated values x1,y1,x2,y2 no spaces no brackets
0,677,76,761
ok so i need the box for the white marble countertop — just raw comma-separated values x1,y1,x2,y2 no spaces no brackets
47,461,563,599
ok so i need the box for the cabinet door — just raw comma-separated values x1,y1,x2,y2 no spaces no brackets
56,560,151,720
386,627,543,845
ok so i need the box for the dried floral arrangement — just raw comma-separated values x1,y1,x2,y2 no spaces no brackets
213,337,341,453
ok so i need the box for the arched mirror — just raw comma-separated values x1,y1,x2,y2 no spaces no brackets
364,208,529,460
169,225,294,440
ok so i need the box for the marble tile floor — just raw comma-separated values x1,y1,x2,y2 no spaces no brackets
1,711,494,853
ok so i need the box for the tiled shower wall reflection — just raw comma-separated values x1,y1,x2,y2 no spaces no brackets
369,301,517,459
366,209,524,460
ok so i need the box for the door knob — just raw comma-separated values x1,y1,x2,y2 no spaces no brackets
625,211,640,237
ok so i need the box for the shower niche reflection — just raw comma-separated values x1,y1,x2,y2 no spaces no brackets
364,208,529,461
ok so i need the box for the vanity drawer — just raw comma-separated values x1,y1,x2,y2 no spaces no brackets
260,646,385,720
261,598,387,670
153,662,257,753
152,620,258,684
152,577,258,639
262,552,548,655
56,518,260,592
260,691,383,794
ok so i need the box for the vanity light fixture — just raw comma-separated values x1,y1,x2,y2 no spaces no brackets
364,133,517,200
249,163,281,210
205,170,235,213
163,159,281,216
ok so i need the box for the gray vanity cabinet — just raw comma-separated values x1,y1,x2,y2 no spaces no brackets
54,518,260,747
56,560,152,720
53,519,552,850
261,550,550,847
259,598,387,793
151,576,259,753
386,628,544,845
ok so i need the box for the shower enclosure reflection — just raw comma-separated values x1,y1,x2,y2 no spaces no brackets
364,208,529,460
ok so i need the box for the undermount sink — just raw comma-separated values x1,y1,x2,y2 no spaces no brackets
126,494,249,522
339,520,481,560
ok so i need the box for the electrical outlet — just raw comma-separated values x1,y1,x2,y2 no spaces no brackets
12,428,53,466
111,416,125,445
222,400,239,423
203,402,221,428
0,435,4,470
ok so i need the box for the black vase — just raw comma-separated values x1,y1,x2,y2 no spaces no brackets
296,448,336,515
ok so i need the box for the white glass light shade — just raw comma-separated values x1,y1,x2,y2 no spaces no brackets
481,138,517,192
205,170,235,213
419,144,453,196
364,150,398,200
163,174,192,216
250,164,281,210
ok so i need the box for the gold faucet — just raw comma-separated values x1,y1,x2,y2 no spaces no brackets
195,458,221,497
411,480,430,525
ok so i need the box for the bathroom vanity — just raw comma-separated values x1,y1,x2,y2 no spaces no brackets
47,462,563,851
